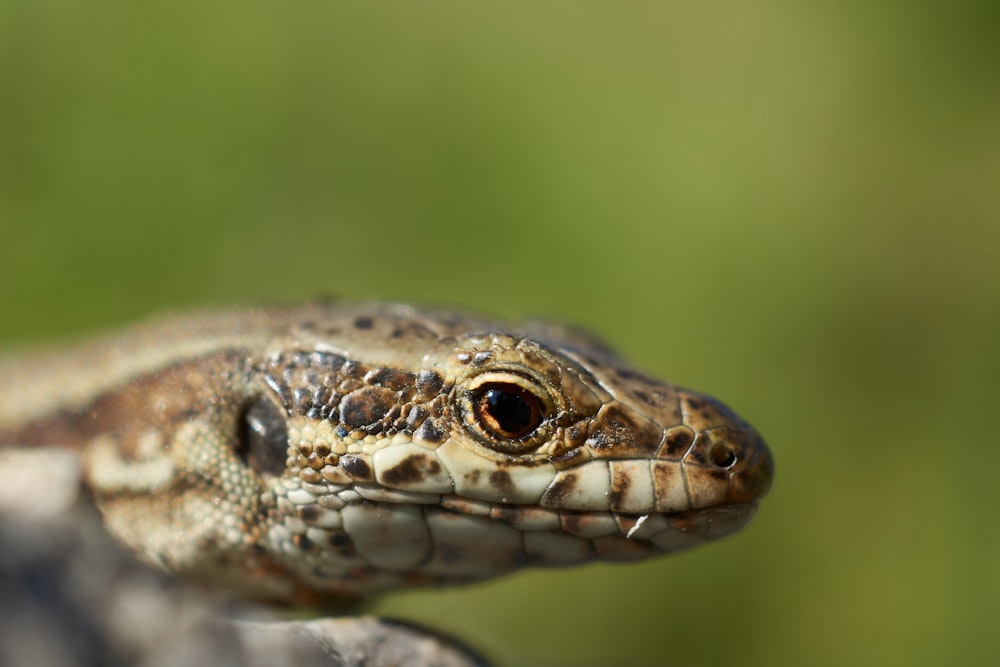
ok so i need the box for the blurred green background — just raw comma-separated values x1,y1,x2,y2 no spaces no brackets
2,2,998,666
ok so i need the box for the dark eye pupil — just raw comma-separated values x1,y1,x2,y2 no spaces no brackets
473,383,543,440
485,389,534,435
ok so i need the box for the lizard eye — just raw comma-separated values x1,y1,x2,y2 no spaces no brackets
237,397,288,476
473,383,542,440
459,371,554,453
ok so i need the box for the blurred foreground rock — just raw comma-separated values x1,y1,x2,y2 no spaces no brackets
0,449,489,667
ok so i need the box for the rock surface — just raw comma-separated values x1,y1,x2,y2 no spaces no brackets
0,449,489,667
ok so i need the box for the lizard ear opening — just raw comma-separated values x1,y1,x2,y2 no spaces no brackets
236,397,289,477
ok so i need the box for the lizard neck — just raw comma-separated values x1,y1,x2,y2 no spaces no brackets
0,350,249,454
0,309,291,435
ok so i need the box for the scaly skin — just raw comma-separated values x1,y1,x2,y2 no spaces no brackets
0,303,773,605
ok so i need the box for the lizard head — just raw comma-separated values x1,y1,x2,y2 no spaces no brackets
85,305,773,603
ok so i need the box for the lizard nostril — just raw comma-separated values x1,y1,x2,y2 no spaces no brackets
709,441,737,469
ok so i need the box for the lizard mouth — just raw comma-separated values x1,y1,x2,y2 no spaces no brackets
265,475,762,580
263,483,762,596
432,494,760,565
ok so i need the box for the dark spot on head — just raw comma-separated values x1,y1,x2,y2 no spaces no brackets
489,470,514,496
354,316,374,330
339,455,373,481
550,448,590,470
586,403,663,458
565,423,588,448
660,426,695,458
339,386,397,429
306,453,324,470
404,321,438,340
651,462,677,489
326,533,355,553
405,405,429,429
609,467,631,511
297,505,321,522
381,454,442,486
681,396,708,428
542,473,578,505
414,418,447,444
328,534,351,548
415,369,444,397
310,386,333,413
292,534,315,551
365,368,415,392
390,327,404,338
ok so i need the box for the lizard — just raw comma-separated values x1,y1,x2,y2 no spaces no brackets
0,302,773,661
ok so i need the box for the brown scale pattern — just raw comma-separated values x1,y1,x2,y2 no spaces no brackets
261,351,445,439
